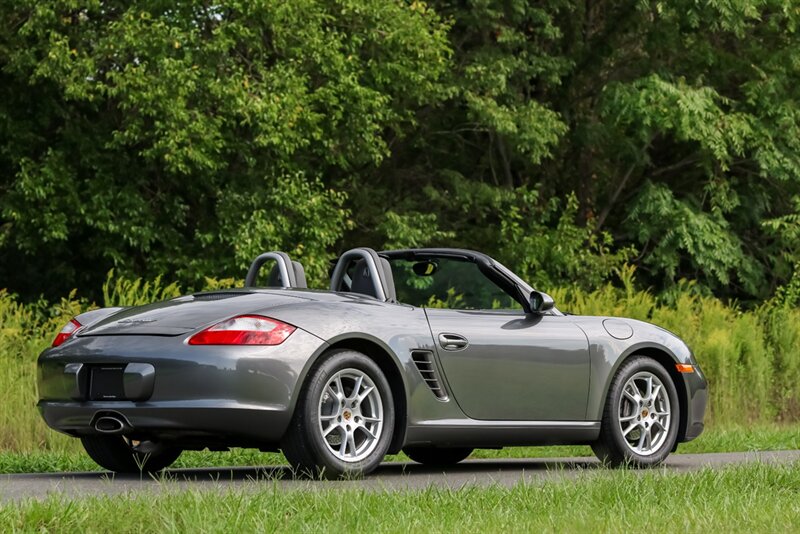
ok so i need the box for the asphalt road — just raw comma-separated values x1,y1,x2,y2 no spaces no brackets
1,450,798,502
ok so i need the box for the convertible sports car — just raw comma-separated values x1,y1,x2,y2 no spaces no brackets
38,248,707,477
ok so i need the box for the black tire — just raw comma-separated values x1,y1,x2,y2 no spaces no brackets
403,447,473,466
592,356,680,467
80,435,182,473
281,349,395,479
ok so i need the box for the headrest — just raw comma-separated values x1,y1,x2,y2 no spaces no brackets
329,247,396,302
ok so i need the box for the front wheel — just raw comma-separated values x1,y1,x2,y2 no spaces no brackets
281,350,395,478
80,435,181,473
592,356,680,467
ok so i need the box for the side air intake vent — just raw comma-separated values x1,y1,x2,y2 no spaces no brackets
412,351,448,401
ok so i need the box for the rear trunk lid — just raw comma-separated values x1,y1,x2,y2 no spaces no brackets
78,291,308,336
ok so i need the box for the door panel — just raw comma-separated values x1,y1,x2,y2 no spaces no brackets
425,309,590,421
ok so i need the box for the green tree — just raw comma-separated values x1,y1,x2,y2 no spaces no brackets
0,0,450,295
4,0,800,303
351,0,800,299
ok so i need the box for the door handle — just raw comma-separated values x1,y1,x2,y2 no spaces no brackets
438,333,469,351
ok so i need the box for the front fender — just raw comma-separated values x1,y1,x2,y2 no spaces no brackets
570,317,696,422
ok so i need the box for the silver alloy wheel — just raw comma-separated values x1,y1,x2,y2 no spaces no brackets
618,371,671,456
318,368,384,463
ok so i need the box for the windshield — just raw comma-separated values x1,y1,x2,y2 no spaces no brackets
386,257,522,310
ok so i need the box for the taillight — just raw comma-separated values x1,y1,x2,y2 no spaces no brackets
52,318,82,347
188,315,296,346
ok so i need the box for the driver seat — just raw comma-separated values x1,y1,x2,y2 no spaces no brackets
349,258,396,301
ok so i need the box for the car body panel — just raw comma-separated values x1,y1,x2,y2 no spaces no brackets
78,291,314,336
424,308,590,421
568,315,707,438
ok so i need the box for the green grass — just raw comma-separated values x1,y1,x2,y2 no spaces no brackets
2,462,799,532
1,424,797,474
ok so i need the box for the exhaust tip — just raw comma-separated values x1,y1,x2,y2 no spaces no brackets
94,415,128,434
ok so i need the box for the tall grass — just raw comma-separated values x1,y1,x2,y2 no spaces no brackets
0,268,798,454
0,290,85,452
0,273,200,454
102,270,183,307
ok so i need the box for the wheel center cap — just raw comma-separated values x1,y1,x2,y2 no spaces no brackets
343,410,352,421
641,409,649,418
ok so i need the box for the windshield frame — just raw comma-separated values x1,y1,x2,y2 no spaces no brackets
379,248,535,312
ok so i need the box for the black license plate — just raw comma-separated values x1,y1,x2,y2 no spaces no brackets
89,366,125,400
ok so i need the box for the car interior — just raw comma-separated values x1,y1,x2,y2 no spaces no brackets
245,247,532,309
246,247,522,310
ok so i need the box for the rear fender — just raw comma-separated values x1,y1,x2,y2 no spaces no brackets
286,332,409,416
285,332,417,454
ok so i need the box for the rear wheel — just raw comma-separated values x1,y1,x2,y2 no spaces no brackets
592,356,680,467
281,350,395,478
80,435,181,473
404,447,473,466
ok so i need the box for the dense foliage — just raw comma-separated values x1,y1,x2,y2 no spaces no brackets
2,1,800,301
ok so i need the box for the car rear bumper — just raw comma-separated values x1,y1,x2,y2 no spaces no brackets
37,400,292,444
37,328,327,446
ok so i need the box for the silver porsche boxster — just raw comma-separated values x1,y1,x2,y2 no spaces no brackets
38,248,707,477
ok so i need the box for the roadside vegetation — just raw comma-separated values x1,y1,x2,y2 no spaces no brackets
2,462,799,531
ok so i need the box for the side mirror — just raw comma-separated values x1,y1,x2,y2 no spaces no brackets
529,290,555,313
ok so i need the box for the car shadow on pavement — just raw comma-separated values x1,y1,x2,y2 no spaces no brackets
9,458,602,484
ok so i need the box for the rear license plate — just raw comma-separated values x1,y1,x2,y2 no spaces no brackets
89,366,125,400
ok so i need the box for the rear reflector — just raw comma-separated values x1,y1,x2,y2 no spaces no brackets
675,363,695,373
52,318,82,347
188,315,296,346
